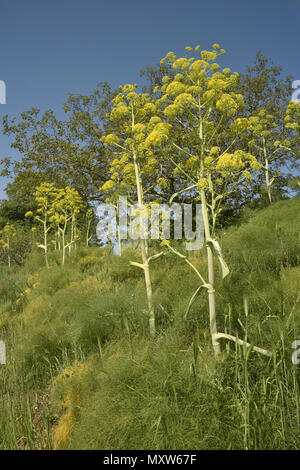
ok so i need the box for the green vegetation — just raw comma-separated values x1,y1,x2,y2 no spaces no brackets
0,43,299,450
0,198,299,449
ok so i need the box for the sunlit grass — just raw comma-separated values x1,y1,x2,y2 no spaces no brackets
0,198,299,449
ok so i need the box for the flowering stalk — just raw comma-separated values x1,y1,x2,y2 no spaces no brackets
0,223,16,267
101,85,170,337
157,44,263,356
86,209,94,247
51,187,82,266
262,138,272,204
132,136,155,336
26,183,60,267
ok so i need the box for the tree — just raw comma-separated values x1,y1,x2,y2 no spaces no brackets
25,183,59,267
284,101,300,195
139,51,295,211
50,187,83,265
154,44,263,356
235,51,295,205
102,84,169,337
238,51,292,118
100,148,136,255
1,84,115,204
234,111,290,204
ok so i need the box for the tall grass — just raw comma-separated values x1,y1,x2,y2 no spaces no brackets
0,198,299,449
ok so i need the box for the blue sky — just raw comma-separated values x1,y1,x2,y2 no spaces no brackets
0,0,299,199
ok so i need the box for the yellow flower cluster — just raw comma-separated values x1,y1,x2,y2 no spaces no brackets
188,85,202,95
186,155,199,169
174,92,196,107
211,63,221,72
103,133,120,146
248,111,276,138
0,223,17,248
158,45,244,129
204,156,214,168
174,73,184,81
133,123,146,135
101,179,116,192
230,118,250,135
190,59,209,76
165,81,187,98
157,177,168,189
207,77,228,90
164,104,180,119
49,213,66,225
216,94,240,116
121,84,137,94
201,50,218,62
197,178,209,190
148,116,162,129
173,57,190,69
285,101,300,133
143,156,158,174
143,102,157,114
210,146,220,155
216,150,261,173
145,122,171,147
110,105,129,121
98,45,267,208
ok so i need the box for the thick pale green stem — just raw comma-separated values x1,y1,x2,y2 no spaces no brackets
86,218,91,247
62,229,65,266
198,100,220,356
201,190,221,356
7,236,10,268
207,171,217,237
133,156,155,337
263,138,272,204
142,248,155,336
73,217,78,250
44,215,49,268
57,229,61,251
265,158,272,204
116,201,122,256
213,333,272,357
61,217,68,266
132,106,155,337
117,220,122,256
69,217,75,255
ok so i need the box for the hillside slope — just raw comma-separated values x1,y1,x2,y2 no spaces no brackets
0,198,299,450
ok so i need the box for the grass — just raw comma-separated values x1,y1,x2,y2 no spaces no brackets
0,198,299,449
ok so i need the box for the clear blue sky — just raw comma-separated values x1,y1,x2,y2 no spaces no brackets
0,0,299,199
